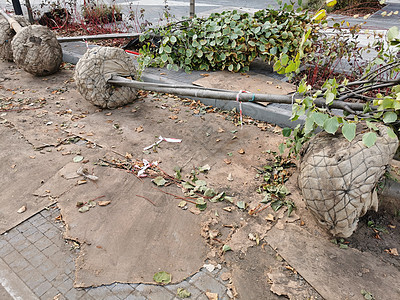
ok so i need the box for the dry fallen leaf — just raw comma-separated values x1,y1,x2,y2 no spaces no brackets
98,200,111,206
189,207,201,215
206,292,218,300
135,126,144,133
223,206,234,212
220,272,231,281
169,115,178,120
265,214,275,221
223,159,231,165
273,126,282,134
217,128,225,133
385,248,399,256
29,156,36,159
209,229,219,239
17,206,26,213
227,173,233,181
11,164,16,169
238,149,245,154
200,73,210,77
77,180,87,185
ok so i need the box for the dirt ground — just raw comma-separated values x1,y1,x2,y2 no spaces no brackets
1,59,399,299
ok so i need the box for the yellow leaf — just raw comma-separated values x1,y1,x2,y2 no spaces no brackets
313,9,326,21
326,0,337,7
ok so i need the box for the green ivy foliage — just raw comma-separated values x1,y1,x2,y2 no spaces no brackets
137,2,316,73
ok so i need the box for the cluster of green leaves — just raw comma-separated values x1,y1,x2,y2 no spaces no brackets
280,25,400,156
256,151,297,216
137,1,316,73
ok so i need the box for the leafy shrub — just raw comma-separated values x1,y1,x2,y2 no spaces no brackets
138,2,317,73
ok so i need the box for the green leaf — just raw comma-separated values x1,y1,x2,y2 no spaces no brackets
271,200,284,212
362,132,377,148
383,111,397,124
78,205,90,213
386,127,398,139
325,92,335,105
387,26,399,42
161,54,168,63
282,127,292,137
177,288,191,298
170,36,177,43
236,201,247,209
164,45,172,53
153,271,172,284
261,193,272,203
323,117,339,134
304,115,314,134
196,198,207,211
278,143,285,154
222,245,232,252
194,180,207,187
313,112,328,127
153,176,167,186
182,182,194,190
210,192,225,202
204,188,216,198
73,155,84,163
342,122,356,142
281,54,289,66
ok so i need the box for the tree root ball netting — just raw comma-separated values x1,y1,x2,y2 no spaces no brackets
0,15,29,61
74,47,138,109
298,124,398,238
11,25,62,76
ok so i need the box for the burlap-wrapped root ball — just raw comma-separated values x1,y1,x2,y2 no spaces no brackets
0,15,29,61
74,47,137,109
298,124,398,238
11,25,62,76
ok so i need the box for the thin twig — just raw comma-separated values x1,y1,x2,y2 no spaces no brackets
136,194,156,206
152,187,197,204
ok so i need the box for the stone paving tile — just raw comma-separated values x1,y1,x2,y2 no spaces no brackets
10,236,31,252
34,235,53,251
2,229,18,241
2,249,22,266
64,286,89,300
42,243,61,259
42,286,61,300
165,280,203,299
110,283,135,299
135,284,176,300
20,225,39,238
7,256,30,273
26,230,45,244
1,207,232,300
19,243,41,260
86,285,110,300
189,272,228,297
19,266,46,289
52,274,72,294
33,280,53,298
125,291,146,300
28,213,48,227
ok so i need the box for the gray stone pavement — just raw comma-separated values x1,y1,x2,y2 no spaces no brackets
1,2,400,299
0,204,232,299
